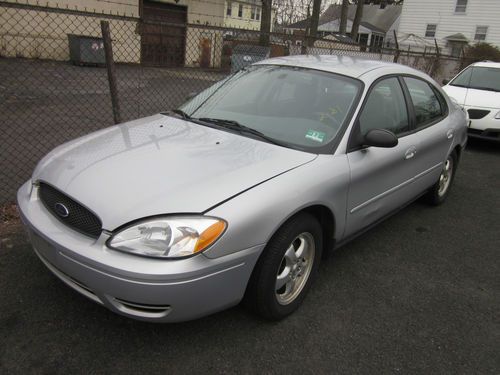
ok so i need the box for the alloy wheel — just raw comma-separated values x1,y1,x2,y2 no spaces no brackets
438,156,454,197
275,232,315,305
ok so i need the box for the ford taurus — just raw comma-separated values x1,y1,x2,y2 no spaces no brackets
18,56,467,322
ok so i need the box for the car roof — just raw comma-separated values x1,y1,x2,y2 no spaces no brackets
471,61,500,68
254,55,422,79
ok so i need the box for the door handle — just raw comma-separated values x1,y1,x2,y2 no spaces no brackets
446,129,454,139
404,147,417,160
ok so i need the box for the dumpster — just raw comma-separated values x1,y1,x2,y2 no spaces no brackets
230,44,270,73
68,34,105,66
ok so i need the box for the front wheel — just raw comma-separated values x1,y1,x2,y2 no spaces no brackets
244,213,323,320
425,151,457,205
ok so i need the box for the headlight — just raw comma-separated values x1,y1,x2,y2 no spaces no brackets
107,216,226,259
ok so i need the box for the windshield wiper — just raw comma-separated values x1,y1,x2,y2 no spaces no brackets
198,117,284,147
162,109,193,120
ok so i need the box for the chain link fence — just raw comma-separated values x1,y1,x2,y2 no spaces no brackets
0,1,463,220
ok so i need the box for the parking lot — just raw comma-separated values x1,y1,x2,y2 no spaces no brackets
0,138,498,374
0,58,225,204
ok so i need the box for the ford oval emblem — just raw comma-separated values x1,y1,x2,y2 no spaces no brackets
54,202,69,218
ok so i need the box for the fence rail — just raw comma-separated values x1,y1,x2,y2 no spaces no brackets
0,1,464,219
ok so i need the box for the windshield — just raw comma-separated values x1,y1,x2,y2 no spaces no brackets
179,65,362,150
450,66,500,91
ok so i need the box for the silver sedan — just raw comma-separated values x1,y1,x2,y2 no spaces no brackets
17,56,467,322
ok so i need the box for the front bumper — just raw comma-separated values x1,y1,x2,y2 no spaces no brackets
466,106,500,142
467,128,500,142
17,181,263,322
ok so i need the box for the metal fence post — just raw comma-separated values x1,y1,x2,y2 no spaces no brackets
430,38,441,78
100,20,121,124
392,30,400,63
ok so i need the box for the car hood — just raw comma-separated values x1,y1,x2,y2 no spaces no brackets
442,85,467,106
33,114,317,230
444,85,500,109
463,88,500,109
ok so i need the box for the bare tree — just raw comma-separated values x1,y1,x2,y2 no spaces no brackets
350,0,364,42
308,0,322,46
260,0,273,46
352,0,403,3
339,0,349,35
274,0,338,27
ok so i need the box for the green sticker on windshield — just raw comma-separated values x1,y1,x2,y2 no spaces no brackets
305,130,326,143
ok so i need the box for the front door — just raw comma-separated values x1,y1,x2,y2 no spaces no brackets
345,77,422,237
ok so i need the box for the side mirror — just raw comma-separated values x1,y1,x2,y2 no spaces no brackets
442,79,450,85
363,129,398,148
185,91,198,101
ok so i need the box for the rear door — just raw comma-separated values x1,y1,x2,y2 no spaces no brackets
402,77,453,191
345,77,422,237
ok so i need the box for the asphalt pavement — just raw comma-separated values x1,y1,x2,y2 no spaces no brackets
0,138,498,374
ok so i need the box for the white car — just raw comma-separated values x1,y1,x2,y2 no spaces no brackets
443,61,500,142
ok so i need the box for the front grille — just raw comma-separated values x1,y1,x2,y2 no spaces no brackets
467,109,490,120
38,182,102,238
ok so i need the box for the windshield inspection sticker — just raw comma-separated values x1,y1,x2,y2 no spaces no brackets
305,130,326,143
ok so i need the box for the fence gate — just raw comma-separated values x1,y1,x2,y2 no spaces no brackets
141,1,187,67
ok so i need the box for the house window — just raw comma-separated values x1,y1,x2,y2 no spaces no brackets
226,2,232,16
370,34,384,52
455,0,467,13
251,6,256,20
474,26,488,41
357,33,369,45
425,24,437,38
450,43,463,57
238,4,243,18
357,33,369,51
256,8,260,21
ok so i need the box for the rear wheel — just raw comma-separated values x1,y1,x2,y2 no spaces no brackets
245,213,323,320
425,151,457,205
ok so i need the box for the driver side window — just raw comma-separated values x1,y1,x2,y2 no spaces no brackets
359,77,409,137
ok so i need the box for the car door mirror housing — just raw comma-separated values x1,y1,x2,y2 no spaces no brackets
363,129,398,148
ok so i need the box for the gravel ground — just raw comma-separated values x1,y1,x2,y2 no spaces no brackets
0,138,498,374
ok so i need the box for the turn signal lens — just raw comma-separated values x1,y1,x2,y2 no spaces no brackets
194,221,227,253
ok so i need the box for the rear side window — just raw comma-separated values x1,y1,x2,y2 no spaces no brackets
404,77,444,128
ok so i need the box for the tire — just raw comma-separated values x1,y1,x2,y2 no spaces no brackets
425,151,458,205
244,212,323,320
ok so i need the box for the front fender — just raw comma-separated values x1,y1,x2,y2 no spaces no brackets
203,154,350,258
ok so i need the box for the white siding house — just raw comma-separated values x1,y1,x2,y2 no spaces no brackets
397,0,500,56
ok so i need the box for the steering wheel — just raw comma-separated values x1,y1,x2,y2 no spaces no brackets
313,109,342,129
